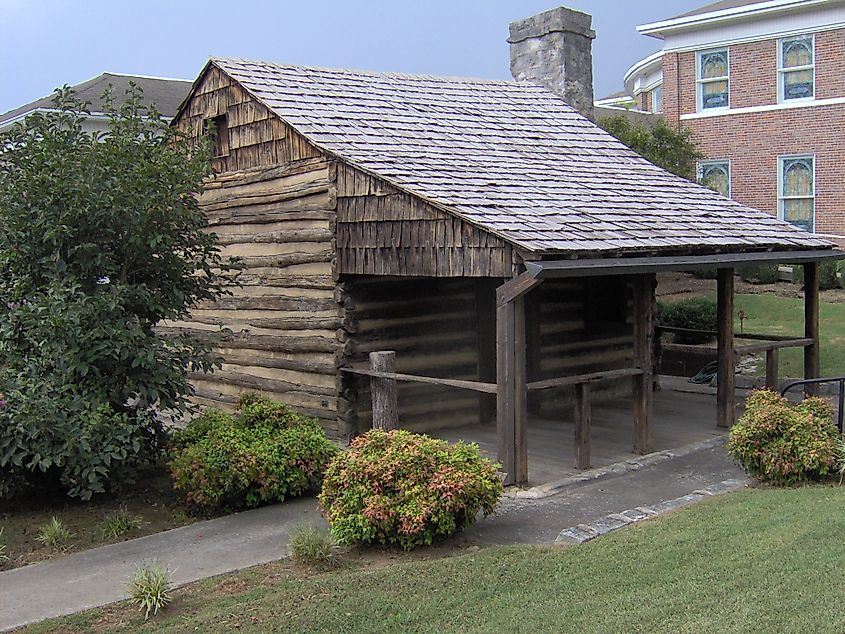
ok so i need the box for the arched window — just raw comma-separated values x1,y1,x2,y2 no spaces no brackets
697,50,729,110
697,161,730,198
779,36,814,101
779,156,815,232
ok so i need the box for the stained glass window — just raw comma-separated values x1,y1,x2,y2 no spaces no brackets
697,161,730,198
779,36,814,101
779,156,815,232
697,50,729,110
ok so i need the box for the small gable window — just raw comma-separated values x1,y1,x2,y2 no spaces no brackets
697,49,729,111
208,114,229,158
697,160,730,198
779,35,814,102
779,155,815,232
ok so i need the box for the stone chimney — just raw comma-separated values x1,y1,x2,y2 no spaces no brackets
508,6,596,119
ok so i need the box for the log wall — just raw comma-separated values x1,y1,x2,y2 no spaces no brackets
172,66,350,436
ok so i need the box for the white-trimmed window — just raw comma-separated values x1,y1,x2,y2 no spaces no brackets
778,155,815,232
651,85,663,113
778,35,814,102
697,160,730,198
697,49,729,110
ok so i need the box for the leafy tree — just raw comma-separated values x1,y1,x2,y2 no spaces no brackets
598,115,703,180
0,86,235,500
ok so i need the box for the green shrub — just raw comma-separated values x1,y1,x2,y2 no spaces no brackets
36,516,72,549
289,522,340,567
738,264,781,284
169,394,337,512
793,261,842,290
128,561,172,620
319,430,503,550
728,389,839,485
657,297,717,343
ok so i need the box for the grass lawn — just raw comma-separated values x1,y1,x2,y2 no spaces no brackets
1,464,193,571
27,485,845,633
735,293,845,377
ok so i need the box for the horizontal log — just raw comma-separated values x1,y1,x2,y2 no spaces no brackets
217,347,337,374
216,228,334,246
203,159,330,190
190,369,335,397
188,314,350,331
341,367,497,394
201,295,338,312
201,179,332,211
207,205,336,227
658,326,806,343
171,328,343,354
527,367,644,391
234,273,335,290
233,251,334,269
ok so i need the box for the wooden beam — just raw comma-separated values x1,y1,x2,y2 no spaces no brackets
369,351,398,431
497,270,543,305
525,292,543,416
574,382,591,470
632,274,655,454
765,348,779,390
526,367,644,391
496,299,516,485
804,261,820,396
717,268,736,428
341,368,497,393
733,338,814,355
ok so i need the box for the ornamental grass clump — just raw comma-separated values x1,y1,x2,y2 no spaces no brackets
728,389,839,485
319,429,503,550
169,394,337,512
128,561,172,620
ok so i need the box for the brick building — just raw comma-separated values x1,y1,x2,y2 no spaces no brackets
611,0,845,238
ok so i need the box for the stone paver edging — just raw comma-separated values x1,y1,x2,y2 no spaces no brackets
554,477,750,546
505,435,728,500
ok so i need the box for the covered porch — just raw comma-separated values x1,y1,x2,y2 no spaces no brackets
494,249,839,486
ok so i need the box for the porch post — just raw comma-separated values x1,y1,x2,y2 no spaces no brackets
803,261,820,396
632,274,654,454
496,272,540,486
717,268,735,428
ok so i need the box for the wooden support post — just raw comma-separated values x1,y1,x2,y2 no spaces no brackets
475,280,497,425
514,296,528,484
804,261,820,396
497,300,516,485
369,351,398,431
765,349,779,390
574,382,591,469
717,268,736,428
632,274,654,454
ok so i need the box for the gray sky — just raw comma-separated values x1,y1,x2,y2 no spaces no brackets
1,1,704,115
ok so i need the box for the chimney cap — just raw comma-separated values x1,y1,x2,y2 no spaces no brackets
508,6,596,43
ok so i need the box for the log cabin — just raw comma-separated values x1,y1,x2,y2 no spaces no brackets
171,50,839,486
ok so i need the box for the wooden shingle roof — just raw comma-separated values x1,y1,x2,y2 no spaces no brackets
207,57,830,256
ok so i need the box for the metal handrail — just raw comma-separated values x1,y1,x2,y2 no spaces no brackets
781,376,845,432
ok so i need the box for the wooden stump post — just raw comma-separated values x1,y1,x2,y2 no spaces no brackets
804,262,820,396
574,382,591,469
369,351,398,430
717,268,736,428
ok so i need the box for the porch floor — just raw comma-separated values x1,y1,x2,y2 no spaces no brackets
434,383,733,487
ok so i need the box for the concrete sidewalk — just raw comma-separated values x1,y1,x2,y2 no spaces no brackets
0,498,322,632
1,440,745,632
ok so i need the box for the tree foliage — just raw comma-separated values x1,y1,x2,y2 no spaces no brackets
0,86,235,500
598,115,703,180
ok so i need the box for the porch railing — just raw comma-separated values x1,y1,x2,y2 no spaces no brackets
341,350,643,474
781,377,845,432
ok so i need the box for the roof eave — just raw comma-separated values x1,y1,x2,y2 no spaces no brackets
637,0,834,38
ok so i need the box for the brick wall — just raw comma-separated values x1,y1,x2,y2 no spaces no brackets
662,29,845,234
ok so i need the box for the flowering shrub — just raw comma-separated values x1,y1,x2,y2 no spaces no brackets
728,389,839,485
169,394,337,512
319,430,503,550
